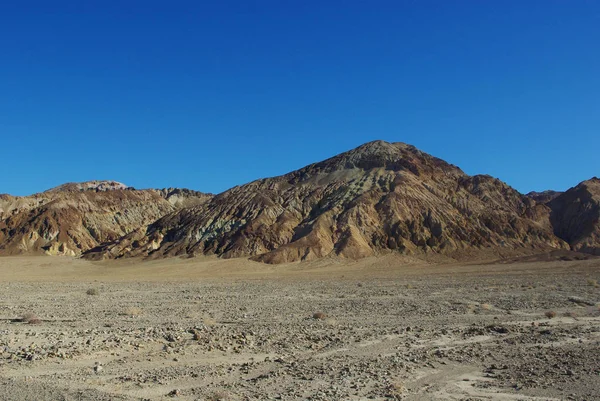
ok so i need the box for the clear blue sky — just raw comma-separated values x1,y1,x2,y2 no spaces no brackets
1,1,598,196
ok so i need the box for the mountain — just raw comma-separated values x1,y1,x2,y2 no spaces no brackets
3,144,597,264
526,190,562,204
547,178,600,255
83,141,568,263
0,181,212,256
44,180,129,193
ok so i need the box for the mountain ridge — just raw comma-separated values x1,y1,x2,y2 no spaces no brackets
83,141,573,263
0,183,212,256
1,142,597,264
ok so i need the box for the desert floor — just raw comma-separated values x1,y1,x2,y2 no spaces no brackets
0,254,599,400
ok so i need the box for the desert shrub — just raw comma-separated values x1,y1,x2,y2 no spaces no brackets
20,312,41,324
587,279,599,287
207,390,231,401
386,381,406,400
545,310,557,319
313,312,327,320
86,288,99,295
123,307,143,317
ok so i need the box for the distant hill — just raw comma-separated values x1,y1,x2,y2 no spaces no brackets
0,181,212,256
44,180,130,193
526,190,562,204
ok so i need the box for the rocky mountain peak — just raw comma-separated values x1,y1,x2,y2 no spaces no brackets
580,177,600,190
45,180,129,193
526,190,563,204
284,140,464,186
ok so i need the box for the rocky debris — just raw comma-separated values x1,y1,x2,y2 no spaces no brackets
1,260,599,400
568,296,596,306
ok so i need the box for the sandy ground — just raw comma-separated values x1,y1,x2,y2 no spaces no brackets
0,255,599,400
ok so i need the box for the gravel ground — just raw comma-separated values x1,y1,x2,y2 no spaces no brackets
0,256,599,400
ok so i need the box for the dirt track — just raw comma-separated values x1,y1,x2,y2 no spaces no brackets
0,255,599,400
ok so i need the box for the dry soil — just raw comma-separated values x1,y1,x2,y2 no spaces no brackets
0,255,599,400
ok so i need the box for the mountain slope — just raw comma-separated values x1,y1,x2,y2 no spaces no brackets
548,178,600,255
85,141,567,263
0,182,212,256
526,190,563,204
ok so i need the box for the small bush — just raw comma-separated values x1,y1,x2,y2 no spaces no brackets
20,312,41,324
86,288,99,295
545,310,557,319
386,381,406,400
207,390,231,401
587,279,599,288
313,312,327,320
123,307,143,317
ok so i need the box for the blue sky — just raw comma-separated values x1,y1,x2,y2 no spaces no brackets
1,1,598,196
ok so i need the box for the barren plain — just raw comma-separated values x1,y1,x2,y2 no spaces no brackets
1,254,599,400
